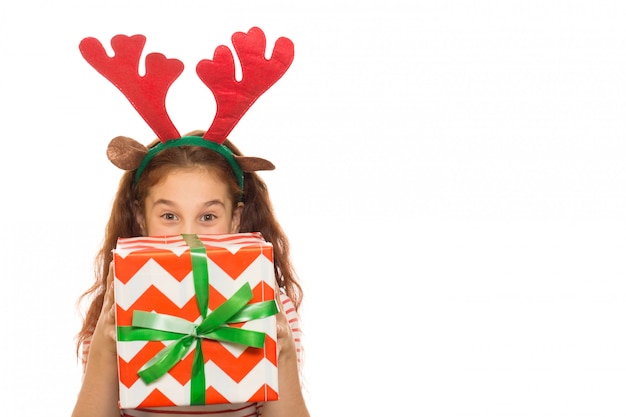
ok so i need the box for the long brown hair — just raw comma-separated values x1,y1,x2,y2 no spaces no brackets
76,133,303,355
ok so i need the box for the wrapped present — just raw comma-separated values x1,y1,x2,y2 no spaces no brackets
113,233,279,409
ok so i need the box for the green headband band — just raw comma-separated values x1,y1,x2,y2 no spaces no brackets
134,136,244,190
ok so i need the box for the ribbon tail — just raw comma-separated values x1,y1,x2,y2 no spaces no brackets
182,234,209,319
118,326,184,341
190,339,206,405
228,300,279,323
202,327,268,348
138,335,194,384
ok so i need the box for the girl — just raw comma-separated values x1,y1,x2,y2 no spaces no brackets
72,29,310,417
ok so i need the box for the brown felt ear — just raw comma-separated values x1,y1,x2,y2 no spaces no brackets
235,156,275,172
107,136,149,170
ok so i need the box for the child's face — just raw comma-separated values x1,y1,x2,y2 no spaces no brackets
137,167,242,236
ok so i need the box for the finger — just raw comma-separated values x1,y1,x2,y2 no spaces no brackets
275,310,297,362
275,312,286,348
101,261,116,317
274,289,285,313
105,260,115,289
105,262,115,296
275,309,287,328
93,262,119,349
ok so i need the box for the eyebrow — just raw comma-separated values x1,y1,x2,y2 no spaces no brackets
151,199,226,209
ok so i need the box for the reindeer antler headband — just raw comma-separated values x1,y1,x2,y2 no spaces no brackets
79,27,294,189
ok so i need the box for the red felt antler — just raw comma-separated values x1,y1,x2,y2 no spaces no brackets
197,27,295,143
79,35,184,142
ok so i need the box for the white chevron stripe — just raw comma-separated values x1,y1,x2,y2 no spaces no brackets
212,241,269,255
117,338,194,363
114,259,197,310
118,358,278,408
119,372,191,409
117,339,148,362
207,255,274,296
208,319,277,358
115,253,275,308
203,359,278,397
197,233,269,250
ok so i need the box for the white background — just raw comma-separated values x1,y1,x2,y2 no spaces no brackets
1,1,626,416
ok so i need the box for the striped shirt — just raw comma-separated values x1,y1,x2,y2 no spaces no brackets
81,293,303,417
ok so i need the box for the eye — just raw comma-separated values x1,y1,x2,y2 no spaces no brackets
161,212,178,221
201,214,217,222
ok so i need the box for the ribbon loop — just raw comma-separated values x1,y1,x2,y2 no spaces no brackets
133,310,197,335
138,335,195,383
196,283,253,334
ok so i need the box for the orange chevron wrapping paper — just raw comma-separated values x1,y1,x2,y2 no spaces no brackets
113,232,278,409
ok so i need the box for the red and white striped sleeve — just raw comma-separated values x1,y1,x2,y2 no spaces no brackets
80,335,92,374
277,292,304,370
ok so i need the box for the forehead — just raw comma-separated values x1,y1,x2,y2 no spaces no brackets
147,167,231,202
155,166,221,182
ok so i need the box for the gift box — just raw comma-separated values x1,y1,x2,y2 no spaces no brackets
113,233,278,409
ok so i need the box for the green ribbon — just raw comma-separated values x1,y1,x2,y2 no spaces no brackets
117,234,278,405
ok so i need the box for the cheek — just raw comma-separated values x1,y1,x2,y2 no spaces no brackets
229,214,241,234
144,219,165,236
134,208,146,235
221,215,238,234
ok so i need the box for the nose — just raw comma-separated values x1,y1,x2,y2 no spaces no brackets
178,220,196,236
